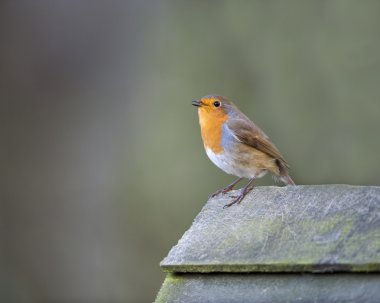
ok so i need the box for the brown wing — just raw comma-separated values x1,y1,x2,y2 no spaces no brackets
227,119,290,169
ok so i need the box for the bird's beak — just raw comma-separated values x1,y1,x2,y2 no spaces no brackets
192,99,202,107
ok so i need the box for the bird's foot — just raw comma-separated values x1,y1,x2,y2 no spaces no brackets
209,187,233,199
209,177,244,199
223,178,255,208
223,193,246,208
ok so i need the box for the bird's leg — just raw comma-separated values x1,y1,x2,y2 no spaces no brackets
209,177,244,198
223,178,255,208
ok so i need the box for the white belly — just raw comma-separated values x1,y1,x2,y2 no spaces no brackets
205,148,266,179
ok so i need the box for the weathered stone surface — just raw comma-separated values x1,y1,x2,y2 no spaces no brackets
161,185,380,273
155,273,380,303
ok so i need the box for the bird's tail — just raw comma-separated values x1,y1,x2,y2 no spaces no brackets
280,173,295,185
275,159,296,185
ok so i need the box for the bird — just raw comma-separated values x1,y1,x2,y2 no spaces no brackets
192,95,295,208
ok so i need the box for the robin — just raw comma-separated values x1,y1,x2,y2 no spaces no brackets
192,95,295,208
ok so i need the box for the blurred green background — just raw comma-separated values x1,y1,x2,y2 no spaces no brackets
1,1,380,302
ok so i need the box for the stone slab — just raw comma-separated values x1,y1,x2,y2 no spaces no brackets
161,185,380,273
155,273,380,303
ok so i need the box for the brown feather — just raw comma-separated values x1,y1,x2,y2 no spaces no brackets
227,119,290,171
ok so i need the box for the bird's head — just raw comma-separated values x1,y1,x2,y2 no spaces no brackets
192,95,234,121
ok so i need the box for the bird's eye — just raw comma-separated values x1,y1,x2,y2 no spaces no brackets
213,101,221,107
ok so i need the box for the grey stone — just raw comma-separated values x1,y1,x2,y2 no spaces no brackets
161,185,380,273
155,273,380,303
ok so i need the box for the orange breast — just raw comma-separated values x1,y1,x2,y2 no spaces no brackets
198,108,228,154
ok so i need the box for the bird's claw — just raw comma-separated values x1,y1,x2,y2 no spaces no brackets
209,187,233,199
223,180,255,208
223,194,245,208
209,178,244,199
